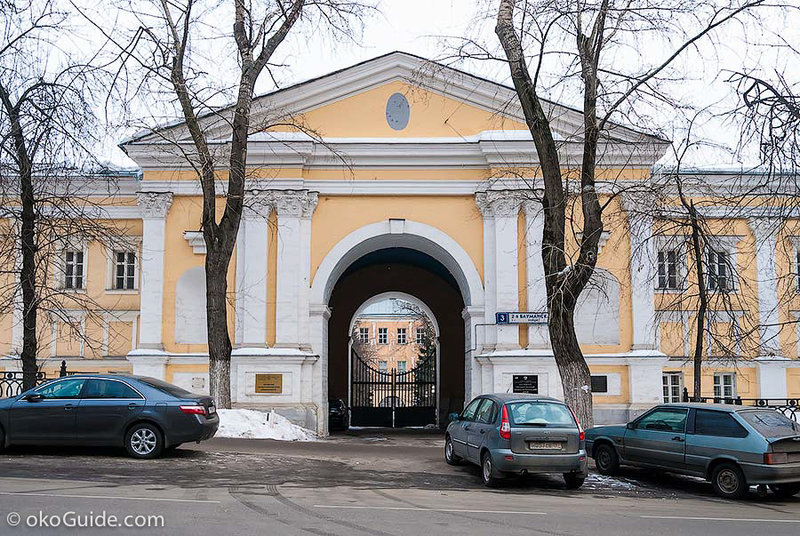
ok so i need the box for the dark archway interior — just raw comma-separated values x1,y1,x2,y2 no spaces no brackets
327,247,466,425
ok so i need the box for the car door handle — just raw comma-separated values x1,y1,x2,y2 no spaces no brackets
128,403,140,410
64,404,75,411
480,429,485,434
672,436,685,442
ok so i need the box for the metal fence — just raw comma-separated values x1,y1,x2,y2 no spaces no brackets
682,388,798,422
0,360,76,398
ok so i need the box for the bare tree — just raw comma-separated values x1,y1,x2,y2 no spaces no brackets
102,0,373,408
0,0,127,389
485,0,773,426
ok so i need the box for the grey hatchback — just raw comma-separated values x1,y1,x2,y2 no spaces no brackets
445,394,588,488
585,403,800,499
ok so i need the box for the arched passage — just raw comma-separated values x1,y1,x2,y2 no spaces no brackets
327,248,466,426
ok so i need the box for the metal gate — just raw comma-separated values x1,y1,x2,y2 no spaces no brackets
350,348,436,427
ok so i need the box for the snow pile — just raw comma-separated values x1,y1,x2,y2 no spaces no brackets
216,409,317,441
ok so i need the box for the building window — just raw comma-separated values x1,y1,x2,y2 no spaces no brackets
707,249,731,291
358,327,369,344
64,250,84,289
114,251,136,290
657,250,679,290
378,361,388,373
397,328,407,345
377,328,388,345
397,361,407,374
795,248,800,291
590,375,608,394
662,373,683,403
713,373,736,399
416,328,424,344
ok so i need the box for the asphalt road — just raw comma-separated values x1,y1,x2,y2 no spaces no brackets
0,431,797,535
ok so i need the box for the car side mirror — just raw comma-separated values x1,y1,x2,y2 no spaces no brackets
23,393,44,402
626,422,635,430
448,412,460,423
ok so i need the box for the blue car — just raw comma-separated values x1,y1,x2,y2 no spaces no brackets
0,375,218,459
585,403,800,499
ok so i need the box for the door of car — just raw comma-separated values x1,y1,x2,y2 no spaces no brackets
75,379,145,444
684,409,750,475
452,398,482,459
9,378,86,443
623,406,688,470
467,399,498,461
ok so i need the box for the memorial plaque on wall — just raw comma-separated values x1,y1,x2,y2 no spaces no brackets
254,373,283,394
512,375,539,394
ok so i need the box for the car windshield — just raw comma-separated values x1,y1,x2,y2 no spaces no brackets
739,410,799,438
507,401,577,428
138,377,195,398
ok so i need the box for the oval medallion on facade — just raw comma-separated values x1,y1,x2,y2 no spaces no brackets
386,92,410,130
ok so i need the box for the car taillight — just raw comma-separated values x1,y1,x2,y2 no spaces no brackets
180,405,207,416
500,405,511,440
764,452,789,465
567,405,585,441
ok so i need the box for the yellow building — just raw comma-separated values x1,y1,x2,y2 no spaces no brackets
2,52,799,434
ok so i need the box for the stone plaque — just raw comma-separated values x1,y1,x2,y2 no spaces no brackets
512,374,539,394
255,373,283,394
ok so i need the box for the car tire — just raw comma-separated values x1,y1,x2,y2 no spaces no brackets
444,436,461,466
564,473,585,490
769,483,800,499
0,425,5,452
710,462,748,500
125,423,164,460
594,443,620,476
481,451,501,487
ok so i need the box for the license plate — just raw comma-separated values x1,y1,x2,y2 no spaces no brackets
528,441,563,450
208,405,216,415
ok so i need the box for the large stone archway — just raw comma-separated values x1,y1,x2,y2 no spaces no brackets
308,220,484,434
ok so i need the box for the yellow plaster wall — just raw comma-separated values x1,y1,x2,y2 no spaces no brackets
588,364,630,405
788,369,800,398
667,365,759,399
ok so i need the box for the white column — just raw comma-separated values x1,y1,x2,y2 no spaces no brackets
235,193,271,348
749,218,781,356
476,190,520,351
273,190,318,349
136,192,172,350
524,200,548,348
622,195,657,350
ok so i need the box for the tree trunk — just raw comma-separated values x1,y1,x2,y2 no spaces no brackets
205,247,233,408
548,300,593,427
689,201,706,401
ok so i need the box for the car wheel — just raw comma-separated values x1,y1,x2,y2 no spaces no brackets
594,443,620,476
711,462,748,499
125,423,163,459
769,483,800,499
0,425,5,452
564,473,585,490
481,451,500,487
444,436,461,466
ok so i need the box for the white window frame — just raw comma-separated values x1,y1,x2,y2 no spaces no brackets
105,237,141,293
55,241,89,292
662,372,683,403
415,327,424,345
654,236,686,292
397,360,407,374
705,235,741,292
713,372,737,399
791,236,800,293
397,327,407,345
378,361,388,373
377,327,388,345
358,327,369,344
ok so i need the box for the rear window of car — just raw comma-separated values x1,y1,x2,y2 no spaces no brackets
739,410,799,438
137,377,195,398
507,402,577,428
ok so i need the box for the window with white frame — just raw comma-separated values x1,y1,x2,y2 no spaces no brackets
378,361,388,373
795,247,800,291
63,250,85,289
662,372,683,403
113,251,136,290
398,361,407,373
378,328,388,345
358,327,369,344
713,373,737,399
397,327,407,345
706,249,732,291
416,328,424,344
657,250,680,290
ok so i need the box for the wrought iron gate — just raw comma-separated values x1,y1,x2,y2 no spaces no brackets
350,348,436,427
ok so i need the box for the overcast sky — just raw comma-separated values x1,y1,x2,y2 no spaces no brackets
88,0,798,169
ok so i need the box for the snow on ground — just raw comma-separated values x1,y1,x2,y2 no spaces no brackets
216,409,317,441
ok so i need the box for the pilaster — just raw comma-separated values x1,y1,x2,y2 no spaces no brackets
136,191,173,350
